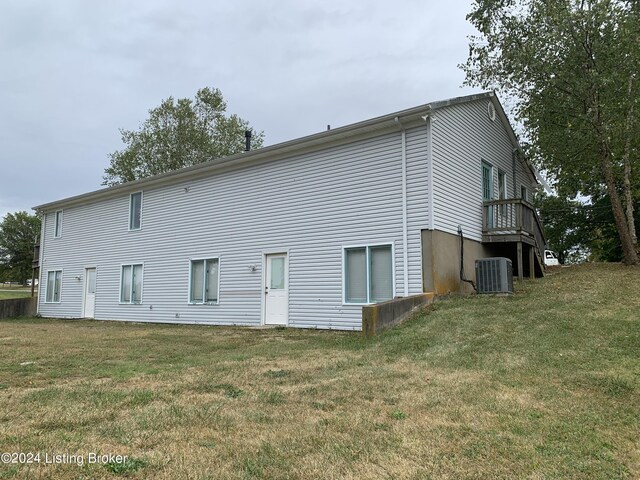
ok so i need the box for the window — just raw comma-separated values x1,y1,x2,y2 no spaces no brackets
498,170,507,215
129,192,142,230
45,270,62,303
189,258,219,304
481,161,493,201
344,245,393,304
54,210,63,238
120,264,143,304
521,185,529,202
498,171,507,201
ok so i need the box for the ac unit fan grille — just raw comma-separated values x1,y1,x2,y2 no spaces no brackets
475,257,513,294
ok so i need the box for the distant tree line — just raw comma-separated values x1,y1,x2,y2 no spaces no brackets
536,193,640,264
0,212,41,284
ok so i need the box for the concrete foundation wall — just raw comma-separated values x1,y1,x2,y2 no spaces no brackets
422,229,492,295
362,293,435,337
0,297,37,319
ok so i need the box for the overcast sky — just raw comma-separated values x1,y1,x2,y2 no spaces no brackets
0,0,480,219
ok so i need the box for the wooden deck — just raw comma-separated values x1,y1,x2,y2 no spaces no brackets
482,199,547,280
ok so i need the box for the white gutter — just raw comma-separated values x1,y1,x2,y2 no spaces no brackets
394,117,409,297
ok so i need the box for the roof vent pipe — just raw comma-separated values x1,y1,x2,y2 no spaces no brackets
244,130,252,152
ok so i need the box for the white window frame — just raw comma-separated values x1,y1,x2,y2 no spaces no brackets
342,242,395,305
54,210,63,238
188,257,221,305
128,192,143,231
44,269,63,303
481,160,493,200
119,263,144,304
521,185,529,202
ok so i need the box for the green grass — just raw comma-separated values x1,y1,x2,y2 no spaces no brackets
0,263,638,479
0,287,35,300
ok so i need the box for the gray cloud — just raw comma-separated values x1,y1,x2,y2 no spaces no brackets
0,0,479,218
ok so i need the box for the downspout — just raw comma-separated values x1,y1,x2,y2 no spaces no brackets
394,117,409,297
424,112,435,230
36,211,45,315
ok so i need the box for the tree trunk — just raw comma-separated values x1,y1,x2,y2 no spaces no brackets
624,158,637,246
622,74,637,246
600,146,639,265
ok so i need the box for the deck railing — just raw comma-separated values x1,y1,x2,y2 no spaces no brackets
483,199,546,253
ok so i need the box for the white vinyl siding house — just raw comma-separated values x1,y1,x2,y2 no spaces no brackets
35,92,540,330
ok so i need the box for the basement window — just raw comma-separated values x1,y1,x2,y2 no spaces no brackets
343,244,393,304
120,264,143,304
189,258,219,304
45,270,62,303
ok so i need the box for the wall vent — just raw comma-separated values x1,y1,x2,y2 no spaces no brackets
475,257,513,294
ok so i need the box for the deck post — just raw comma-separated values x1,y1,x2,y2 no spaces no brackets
529,245,535,279
517,241,524,282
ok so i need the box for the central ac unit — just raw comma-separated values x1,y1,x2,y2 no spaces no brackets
475,257,513,294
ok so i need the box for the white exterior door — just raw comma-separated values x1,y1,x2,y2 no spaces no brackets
264,253,288,325
83,268,96,318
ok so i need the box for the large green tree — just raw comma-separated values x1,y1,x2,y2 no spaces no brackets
103,87,264,186
0,212,41,284
535,194,589,264
462,0,639,264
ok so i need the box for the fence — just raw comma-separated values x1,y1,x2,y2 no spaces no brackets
0,297,37,319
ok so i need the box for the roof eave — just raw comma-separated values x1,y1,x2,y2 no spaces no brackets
34,90,531,212
33,104,433,212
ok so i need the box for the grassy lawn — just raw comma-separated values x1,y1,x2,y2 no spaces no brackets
0,264,638,479
0,287,35,300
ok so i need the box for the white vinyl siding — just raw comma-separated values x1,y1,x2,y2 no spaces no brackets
37,129,413,329
344,244,393,304
189,258,219,304
431,99,537,241
54,210,63,238
45,270,62,303
120,264,143,304
35,97,534,329
129,192,142,230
